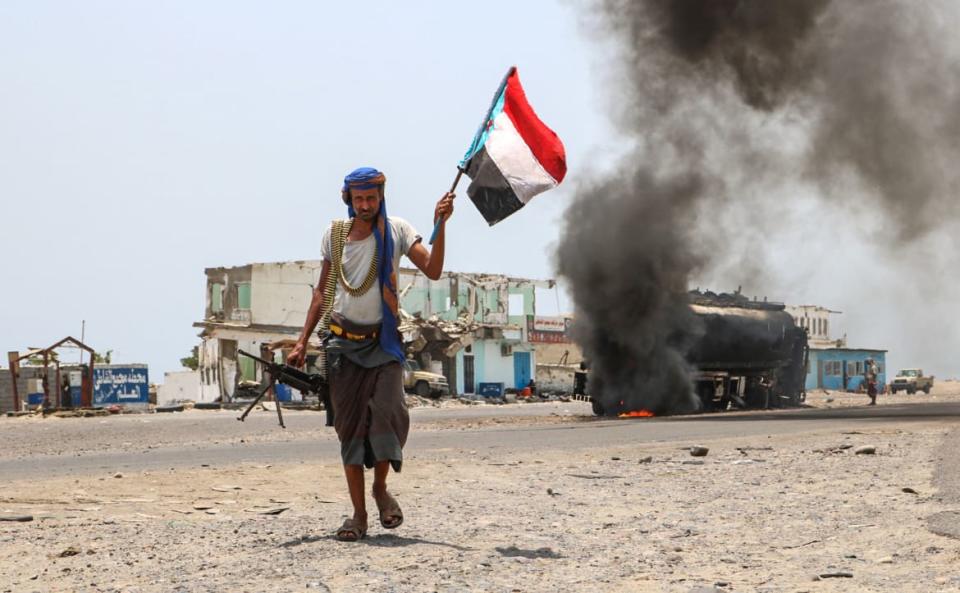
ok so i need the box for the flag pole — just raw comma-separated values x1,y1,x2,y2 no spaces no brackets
429,167,463,244
429,67,515,245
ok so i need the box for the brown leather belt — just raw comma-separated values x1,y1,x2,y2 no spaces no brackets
330,323,378,341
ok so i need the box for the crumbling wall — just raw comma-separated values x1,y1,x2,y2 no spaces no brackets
251,261,320,327
0,367,55,413
398,269,473,321
533,342,583,366
220,339,238,400
536,364,578,393
507,282,536,328
157,370,201,406
0,369,18,412
198,337,222,402
203,265,252,323
397,268,551,326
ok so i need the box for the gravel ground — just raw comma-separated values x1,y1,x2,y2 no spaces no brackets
0,398,589,463
1,384,959,592
804,380,960,409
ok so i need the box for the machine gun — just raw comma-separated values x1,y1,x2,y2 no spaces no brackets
236,349,332,429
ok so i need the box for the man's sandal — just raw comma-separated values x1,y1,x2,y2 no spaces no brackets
335,518,367,542
375,492,404,529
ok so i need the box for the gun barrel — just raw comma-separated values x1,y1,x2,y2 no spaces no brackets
238,349,272,366
238,349,325,394
276,372,314,394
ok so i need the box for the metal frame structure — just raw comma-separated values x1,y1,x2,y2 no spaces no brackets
9,336,96,411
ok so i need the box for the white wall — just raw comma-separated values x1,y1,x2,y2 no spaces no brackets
480,340,515,387
785,304,841,348
198,338,222,402
251,261,321,327
536,364,576,392
157,371,201,406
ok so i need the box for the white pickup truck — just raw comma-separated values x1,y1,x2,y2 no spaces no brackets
402,360,449,398
889,369,934,395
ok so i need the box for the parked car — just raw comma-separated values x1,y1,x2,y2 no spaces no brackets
402,360,449,398
889,369,934,395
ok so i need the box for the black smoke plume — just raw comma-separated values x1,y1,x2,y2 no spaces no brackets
559,0,960,414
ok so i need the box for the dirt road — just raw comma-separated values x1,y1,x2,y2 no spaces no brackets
2,384,959,592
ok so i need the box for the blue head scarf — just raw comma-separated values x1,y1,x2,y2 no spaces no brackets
342,167,404,363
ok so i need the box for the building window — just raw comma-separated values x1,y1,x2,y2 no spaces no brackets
825,360,844,376
237,283,251,310
823,320,829,337
508,293,524,316
855,361,864,376
211,283,223,313
239,355,256,381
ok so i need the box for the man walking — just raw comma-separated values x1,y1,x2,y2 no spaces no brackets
288,167,453,541
864,357,879,406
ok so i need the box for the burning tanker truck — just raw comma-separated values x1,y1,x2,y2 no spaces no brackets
583,290,809,416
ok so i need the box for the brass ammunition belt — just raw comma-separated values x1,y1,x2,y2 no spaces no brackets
329,323,378,342
332,219,379,298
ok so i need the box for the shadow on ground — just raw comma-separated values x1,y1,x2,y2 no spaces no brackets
495,545,562,559
279,532,472,551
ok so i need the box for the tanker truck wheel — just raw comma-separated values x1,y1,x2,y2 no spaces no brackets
923,386,931,394
591,399,605,416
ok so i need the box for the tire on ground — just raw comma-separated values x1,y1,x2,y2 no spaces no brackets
414,381,431,397
591,398,605,416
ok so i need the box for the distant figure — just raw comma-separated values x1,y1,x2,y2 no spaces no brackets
61,375,72,409
864,357,879,405
574,362,588,396
524,379,539,396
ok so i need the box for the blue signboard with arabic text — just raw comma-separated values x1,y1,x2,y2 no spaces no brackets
93,364,149,406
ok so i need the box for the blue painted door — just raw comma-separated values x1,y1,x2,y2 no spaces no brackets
513,351,531,389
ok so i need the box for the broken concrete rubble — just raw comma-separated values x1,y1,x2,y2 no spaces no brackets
398,309,478,363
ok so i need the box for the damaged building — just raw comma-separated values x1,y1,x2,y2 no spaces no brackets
784,305,887,392
192,261,571,401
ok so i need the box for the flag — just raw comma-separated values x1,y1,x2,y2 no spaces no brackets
460,67,567,226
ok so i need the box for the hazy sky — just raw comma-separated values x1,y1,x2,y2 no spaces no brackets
2,1,957,381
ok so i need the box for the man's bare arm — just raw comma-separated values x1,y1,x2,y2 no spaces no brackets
408,192,454,280
287,259,331,367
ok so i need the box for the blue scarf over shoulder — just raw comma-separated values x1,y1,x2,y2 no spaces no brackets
341,167,404,363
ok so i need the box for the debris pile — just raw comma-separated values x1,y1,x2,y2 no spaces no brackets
398,310,478,362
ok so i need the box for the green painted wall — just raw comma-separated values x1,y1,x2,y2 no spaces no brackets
507,285,535,326
400,282,526,324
